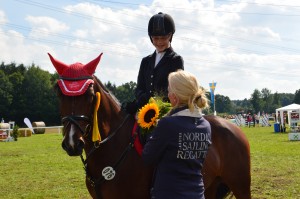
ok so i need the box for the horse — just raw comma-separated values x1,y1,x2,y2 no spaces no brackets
48,53,251,199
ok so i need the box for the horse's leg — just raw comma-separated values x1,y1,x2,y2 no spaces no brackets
205,177,232,199
221,149,251,199
203,145,224,199
99,151,153,199
203,117,251,199
222,168,251,199
204,178,219,199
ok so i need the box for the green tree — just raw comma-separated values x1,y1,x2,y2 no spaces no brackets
0,70,13,119
215,94,232,113
250,89,262,113
105,81,117,93
232,98,252,114
269,92,281,114
294,89,300,104
20,65,59,125
8,71,25,121
273,92,280,106
114,81,136,103
0,62,26,75
261,88,273,113
280,93,294,106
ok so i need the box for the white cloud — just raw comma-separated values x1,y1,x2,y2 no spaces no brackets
0,0,299,100
0,10,7,24
25,16,69,38
73,29,88,39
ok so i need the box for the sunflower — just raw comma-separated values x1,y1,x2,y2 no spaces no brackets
137,102,160,129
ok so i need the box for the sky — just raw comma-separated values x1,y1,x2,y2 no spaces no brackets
0,0,299,100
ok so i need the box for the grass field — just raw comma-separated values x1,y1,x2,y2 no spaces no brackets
0,130,90,199
244,126,300,199
0,126,299,198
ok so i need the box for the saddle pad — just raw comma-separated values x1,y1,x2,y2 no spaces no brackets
132,122,143,156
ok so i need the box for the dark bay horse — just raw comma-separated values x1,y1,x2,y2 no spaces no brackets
49,53,251,199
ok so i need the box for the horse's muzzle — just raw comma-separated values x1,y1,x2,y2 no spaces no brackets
62,139,85,156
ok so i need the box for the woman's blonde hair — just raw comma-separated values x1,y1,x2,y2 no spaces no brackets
168,70,209,112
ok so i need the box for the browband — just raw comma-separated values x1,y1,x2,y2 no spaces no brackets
59,76,93,81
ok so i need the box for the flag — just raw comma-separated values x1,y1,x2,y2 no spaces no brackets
210,92,214,104
209,82,217,106
209,82,217,92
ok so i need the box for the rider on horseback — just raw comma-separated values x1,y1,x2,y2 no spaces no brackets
125,12,184,114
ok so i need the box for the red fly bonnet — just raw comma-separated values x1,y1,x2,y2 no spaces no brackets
48,53,103,96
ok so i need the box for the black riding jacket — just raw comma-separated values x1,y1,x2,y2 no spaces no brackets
135,47,184,108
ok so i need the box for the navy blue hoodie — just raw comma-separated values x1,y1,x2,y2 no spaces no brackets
142,106,212,199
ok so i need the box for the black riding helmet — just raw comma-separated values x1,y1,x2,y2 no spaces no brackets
148,12,175,43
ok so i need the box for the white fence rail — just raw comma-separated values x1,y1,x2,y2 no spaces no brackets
1,126,63,135
19,126,63,134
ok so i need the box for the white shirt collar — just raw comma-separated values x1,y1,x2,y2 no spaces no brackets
154,51,166,67
171,108,203,118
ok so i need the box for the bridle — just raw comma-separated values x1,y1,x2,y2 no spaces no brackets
62,115,90,136
59,77,136,199
59,75,94,137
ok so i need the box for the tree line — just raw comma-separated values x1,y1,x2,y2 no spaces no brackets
0,62,299,127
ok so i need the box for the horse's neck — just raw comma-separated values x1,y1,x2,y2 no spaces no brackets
94,79,132,140
97,91,124,135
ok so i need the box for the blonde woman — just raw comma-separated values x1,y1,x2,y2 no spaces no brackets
142,70,212,199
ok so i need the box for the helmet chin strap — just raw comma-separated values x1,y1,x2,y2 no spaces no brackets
169,34,173,43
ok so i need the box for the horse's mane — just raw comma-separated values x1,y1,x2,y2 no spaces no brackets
93,76,121,107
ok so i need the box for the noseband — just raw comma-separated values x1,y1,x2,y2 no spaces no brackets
62,115,91,136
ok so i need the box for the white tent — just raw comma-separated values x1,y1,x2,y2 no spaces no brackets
275,103,300,126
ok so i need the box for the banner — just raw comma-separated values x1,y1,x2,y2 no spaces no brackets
210,92,214,104
290,110,300,123
209,82,217,106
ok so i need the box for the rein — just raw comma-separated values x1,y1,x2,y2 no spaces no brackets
81,114,135,199
81,114,131,163
61,83,136,199
62,110,135,199
82,113,134,175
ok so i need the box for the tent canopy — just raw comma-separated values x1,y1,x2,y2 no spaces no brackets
276,103,300,125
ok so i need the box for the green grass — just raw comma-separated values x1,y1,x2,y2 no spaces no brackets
0,133,90,199
242,126,300,199
0,126,299,198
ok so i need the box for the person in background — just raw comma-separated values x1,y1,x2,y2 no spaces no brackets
125,12,184,114
142,70,211,199
255,114,260,127
247,113,252,128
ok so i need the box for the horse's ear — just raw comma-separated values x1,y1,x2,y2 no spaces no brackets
48,53,69,75
85,53,103,75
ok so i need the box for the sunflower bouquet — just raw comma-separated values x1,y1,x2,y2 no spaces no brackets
137,97,172,135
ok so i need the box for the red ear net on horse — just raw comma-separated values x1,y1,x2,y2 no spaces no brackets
47,53,103,96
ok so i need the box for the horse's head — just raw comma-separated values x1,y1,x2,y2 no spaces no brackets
49,53,105,156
